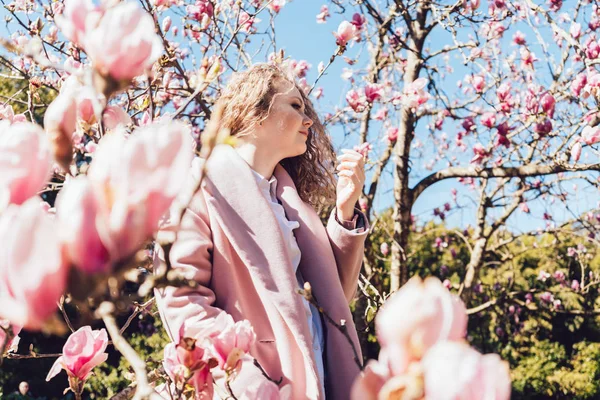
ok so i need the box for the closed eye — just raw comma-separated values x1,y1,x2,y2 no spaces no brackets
292,102,303,110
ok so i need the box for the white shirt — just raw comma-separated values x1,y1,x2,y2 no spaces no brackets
251,170,327,397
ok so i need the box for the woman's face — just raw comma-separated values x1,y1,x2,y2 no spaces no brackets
253,79,313,160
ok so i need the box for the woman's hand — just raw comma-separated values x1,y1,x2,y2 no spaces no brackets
335,149,366,221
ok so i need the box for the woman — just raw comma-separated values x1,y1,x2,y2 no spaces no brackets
155,63,369,399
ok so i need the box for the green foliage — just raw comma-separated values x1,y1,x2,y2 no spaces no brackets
363,208,600,399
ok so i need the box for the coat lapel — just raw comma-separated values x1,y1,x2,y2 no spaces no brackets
274,164,363,399
202,145,318,379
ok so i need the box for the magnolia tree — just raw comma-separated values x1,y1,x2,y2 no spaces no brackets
5,0,596,398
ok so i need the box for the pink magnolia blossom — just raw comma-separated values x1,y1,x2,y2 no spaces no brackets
540,92,556,118
350,13,366,31
570,22,582,39
386,127,398,142
0,121,51,209
403,78,429,108
520,47,537,69
373,107,388,121
346,89,366,112
333,21,357,47
471,75,485,92
586,38,600,59
163,338,214,397
75,87,102,125
102,105,132,130
44,91,77,171
520,202,530,213
84,2,162,82
162,16,172,32
376,276,467,375
0,198,67,329
512,31,526,45
211,317,256,374
54,0,103,46
56,121,194,273
46,326,108,382
243,380,291,400
421,341,511,400
186,0,213,22
534,118,553,136
471,143,489,164
350,360,390,400
268,0,285,13
380,242,389,256
572,73,587,96
582,126,600,145
316,5,330,23
572,141,583,162
481,112,496,129
364,83,383,103
0,104,26,123
0,320,21,354
354,142,372,158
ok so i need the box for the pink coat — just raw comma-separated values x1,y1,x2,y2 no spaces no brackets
155,145,369,399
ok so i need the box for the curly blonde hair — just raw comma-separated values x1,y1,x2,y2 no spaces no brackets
214,63,336,209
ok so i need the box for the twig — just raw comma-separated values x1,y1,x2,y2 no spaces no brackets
98,302,162,400
298,283,364,371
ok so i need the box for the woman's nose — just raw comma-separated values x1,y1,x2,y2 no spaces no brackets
303,116,313,128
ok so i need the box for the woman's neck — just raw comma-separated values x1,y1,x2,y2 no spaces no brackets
234,142,280,178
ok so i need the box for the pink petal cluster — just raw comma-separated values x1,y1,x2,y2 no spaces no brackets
572,141,583,162
421,342,511,400
386,127,398,142
0,104,26,124
471,75,485,93
56,121,195,274
56,0,162,82
365,83,384,103
44,89,78,171
351,277,511,400
540,92,556,118
582,125,600,145
346,89,367,112
0,198,67,329
211,318,256,373
0,121,52,210
0,320,21,354
102,105,133,130
47,326,108,382
316,5,330,24
471,143,489,164
380,242,389,256
334,21,357,47
403,78,429,109
163,337,214,398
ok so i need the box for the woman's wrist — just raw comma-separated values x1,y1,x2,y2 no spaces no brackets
336,206,355,222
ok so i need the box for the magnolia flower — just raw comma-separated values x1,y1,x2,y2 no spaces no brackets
163,338,214,397
316,5,330,23
211,317,256,374
102,105,132,130
0,320,21,354
471,143,489,164
84,2,162,83
380,242,390,256
386,127,398,142
44,91,77,171
346,89,366,113
540,92,556,118
0,104,26,123
55,0,103,46
365,83,383,103
572,141,582,162
582,126,600,145
333,21,357,47
0,121,51,210
471,75,485,92
421,341,511,400
56,121,194,273
0,198,67,329
403,78,429,108
47,326,108,385
376,276,467,375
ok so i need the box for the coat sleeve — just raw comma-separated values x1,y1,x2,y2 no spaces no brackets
153,183,270,396
326,207,370,303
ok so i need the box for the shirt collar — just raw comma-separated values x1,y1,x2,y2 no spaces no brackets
250,169,278,201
